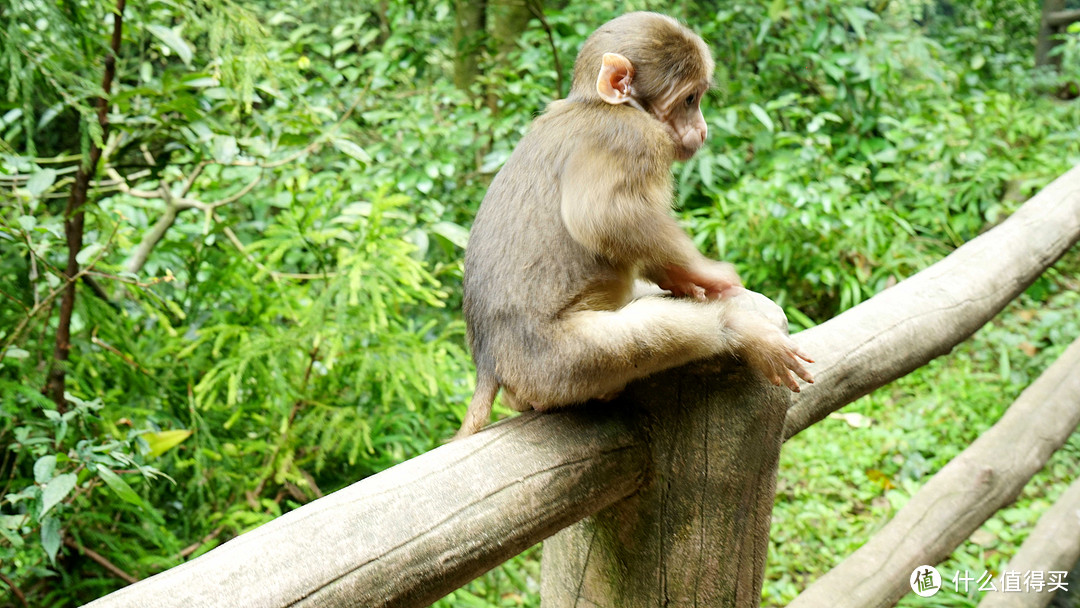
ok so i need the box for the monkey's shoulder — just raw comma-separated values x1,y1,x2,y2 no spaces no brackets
532,100,674,167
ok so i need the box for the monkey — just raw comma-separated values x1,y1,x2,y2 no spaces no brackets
457,12,813,438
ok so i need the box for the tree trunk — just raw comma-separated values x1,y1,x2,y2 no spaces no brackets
490,0,533,61
1037,0,1066,68
452,0,487,91
540,295,791,607
485,0,538,109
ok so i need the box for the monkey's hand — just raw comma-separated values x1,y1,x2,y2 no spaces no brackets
655,261,742,301
748,324,815,392
727,293,814,392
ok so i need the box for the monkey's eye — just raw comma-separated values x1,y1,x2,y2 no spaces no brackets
685,94,696,106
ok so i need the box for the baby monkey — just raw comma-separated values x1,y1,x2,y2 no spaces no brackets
458,12,813,437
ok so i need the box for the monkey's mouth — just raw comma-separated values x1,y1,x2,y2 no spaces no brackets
675,147,699,162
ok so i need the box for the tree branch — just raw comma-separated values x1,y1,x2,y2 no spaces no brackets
45,0,126,409
64,537,139,585
527,0,563,99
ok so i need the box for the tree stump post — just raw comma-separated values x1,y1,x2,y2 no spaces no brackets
540,347,790,606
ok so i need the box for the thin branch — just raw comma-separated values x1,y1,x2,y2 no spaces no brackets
91,329,152,376
45,0,125,409
64,537,139,585
527,0,563,99
0,285,30,313
177,526,225,560
0,572,28,607
178,161,208,197
117,167,262,274
81,275,119,311
3,219,123,354
220,224,341,280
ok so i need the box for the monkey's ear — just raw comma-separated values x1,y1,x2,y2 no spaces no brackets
596,53,635,105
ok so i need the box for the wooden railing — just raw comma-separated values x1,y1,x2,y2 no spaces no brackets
85,164,1080,608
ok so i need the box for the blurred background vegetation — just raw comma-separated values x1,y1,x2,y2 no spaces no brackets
1,0,1079,606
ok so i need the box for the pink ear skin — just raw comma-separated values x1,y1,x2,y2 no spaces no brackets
596,53,635,105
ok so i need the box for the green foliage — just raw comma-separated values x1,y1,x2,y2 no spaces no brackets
767,287,1080,607
0,0,1078,606
678,1,1080,320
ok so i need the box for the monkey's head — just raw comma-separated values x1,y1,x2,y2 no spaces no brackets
570,12,715,161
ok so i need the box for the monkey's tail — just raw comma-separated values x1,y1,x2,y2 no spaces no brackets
454,373,499,440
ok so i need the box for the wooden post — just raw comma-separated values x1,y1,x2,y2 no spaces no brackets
540,343,790,606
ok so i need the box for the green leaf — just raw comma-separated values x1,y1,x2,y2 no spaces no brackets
96,467,144,508
431,221,470,249
332,39,352,55
332,138,372,164
749,103,774,133
184,77,219,88
2,347,30,359
40,473,77,518
404,228,430,258
971,55,986,70
212,135,239,163
699,157,714,189
76,242,104,265
41,516,61,565
143,429,193,458
26,169,57,196
147,25,194,65
34,455,57,484
874,168,902,182
0,518,24,548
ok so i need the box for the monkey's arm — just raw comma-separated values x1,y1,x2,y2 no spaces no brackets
560,146,740,299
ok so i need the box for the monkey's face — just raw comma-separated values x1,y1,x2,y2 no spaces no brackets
593,51,710,162
651,82,709,161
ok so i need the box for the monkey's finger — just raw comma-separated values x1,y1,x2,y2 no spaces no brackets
780,339,815,376
783,370,803,392
768,372,785,389
782,351,813,382
792,344,814,364
789,360,814,384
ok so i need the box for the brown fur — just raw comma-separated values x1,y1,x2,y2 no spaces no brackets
457,12,811,438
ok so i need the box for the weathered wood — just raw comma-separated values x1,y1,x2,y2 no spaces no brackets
977,477,1080,608
541,295,791,607
787,336,1080,608
785,163,1080,440
84,409,648,608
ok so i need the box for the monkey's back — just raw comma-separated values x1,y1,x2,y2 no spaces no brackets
463,100,673,380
